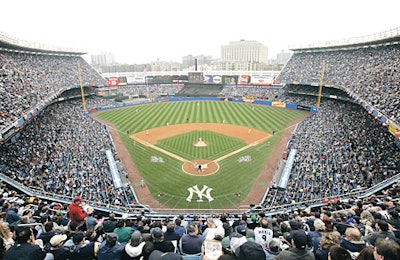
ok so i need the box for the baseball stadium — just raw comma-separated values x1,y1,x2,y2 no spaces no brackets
0,27,400,258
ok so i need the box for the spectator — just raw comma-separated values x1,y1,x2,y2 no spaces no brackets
315,231,341,260
237,241,266,260
0,222,14,250
151,227,175,253
180,223,204,255
387,211,400,230
163,222,180,242
364,220,397,246
328,245,352,260
103,213,118,233
174,218,185,238
264,237,282,259
254,218,273,247
356,246,375,260
36,221,57,245
68,231,99,260
68,196,87,231
308,218,325,253
276,230,315,260
340,227,366,258
97,232,126,260
48,234,69,260
4,226,46,260
113,219,133,243
373,238,400,260
122,230,145,260
84,208,97,231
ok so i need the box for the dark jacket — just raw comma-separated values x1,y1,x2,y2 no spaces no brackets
97,240,126,260
5,242,46,260
340,238,366,253
276,248,315,260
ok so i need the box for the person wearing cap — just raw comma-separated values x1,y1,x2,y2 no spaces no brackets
247,214,258,230
275,230,315,260
122,230,145,260
237,241,266,260
151,227,175,253
148,250,183,260
68,196,87,231
48,234,69,260
98,232,126,260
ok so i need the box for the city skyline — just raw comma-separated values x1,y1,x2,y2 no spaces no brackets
1,0,399,64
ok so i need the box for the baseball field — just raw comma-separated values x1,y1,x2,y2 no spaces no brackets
95,101,308,211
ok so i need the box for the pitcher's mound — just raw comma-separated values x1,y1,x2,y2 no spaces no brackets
182,160,219,176
193,141,208,147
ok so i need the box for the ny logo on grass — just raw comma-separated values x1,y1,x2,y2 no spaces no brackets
186,185,214,202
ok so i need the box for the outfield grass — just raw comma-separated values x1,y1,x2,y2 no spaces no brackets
96,101,308,209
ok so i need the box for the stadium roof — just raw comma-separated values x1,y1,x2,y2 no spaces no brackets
289,27,400,52
0,31,87,56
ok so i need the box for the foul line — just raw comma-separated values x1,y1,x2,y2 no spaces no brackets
131,135,271,164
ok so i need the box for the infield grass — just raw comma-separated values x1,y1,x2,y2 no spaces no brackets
96,101,308,210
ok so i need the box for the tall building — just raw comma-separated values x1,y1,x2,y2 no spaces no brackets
219,40,268,71
276,50,292,65
90,52,116,66
182,54,213,70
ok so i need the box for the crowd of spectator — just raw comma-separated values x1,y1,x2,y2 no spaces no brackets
0,97,138,211
0,34,399,259
0,50,104,132
263,96,400,209
277,44,400,124
219,86,280,100
0,185,399,260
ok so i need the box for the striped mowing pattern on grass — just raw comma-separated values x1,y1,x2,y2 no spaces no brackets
156,130,246,161
96,101,308,209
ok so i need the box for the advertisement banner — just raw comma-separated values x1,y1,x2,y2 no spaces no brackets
212,75,222,84
272,102,286,108
250,75,273,86
389,123,400,140
108,77,119,86
223,75,237,85
238,75,250,85
203,75,213,84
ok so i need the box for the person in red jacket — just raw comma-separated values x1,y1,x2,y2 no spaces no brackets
69,196,88,231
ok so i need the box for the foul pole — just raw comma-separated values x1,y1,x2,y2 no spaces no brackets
317,60,326,108
77,61,87,112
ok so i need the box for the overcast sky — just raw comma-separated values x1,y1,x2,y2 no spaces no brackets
1,0,399,64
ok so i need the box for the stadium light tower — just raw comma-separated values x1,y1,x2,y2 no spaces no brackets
317,60,326,108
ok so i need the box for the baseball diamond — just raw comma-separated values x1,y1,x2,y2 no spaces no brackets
95,101,308,211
